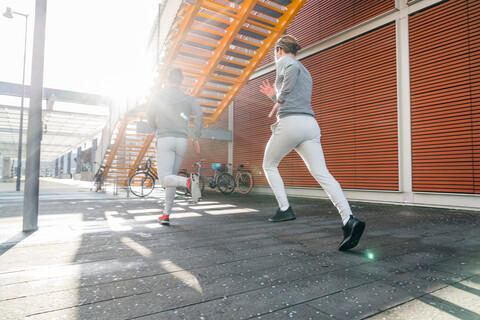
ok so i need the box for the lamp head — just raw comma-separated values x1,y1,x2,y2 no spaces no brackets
3,7,13,18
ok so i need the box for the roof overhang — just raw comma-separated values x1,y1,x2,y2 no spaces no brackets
0,81,111,162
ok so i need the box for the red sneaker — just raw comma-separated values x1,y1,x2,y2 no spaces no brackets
157,214,170,225
187,176,192,194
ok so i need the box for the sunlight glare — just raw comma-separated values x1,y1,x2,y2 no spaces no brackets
171,212,202,218
145,223,161,229
460,280,480,291
128,209,163,214
432,285,480,314
134,215,159,222
104,211,131,231
205,208,259,215
190,204,236,210
160,260,203,294
121,237,152,258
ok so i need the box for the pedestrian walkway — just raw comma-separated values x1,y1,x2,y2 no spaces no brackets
0,179,479,319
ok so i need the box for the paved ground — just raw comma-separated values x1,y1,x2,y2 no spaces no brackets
0,178,479,320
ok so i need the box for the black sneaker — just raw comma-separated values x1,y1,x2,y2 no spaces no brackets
339,215,365,251
269,206,296,222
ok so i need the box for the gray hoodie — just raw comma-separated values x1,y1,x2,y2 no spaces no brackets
271,55,315,119
147,87,203,140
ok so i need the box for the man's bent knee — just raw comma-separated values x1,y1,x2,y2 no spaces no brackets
158,175,167,186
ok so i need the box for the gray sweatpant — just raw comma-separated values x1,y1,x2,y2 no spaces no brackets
155,137,188,215
262,115,353,222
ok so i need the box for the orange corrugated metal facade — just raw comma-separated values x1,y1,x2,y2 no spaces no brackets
182,0,480,198
182,111,230,172
259,0,394,67
234,23,398,190
410,0,479,194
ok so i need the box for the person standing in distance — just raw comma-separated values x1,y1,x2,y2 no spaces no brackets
260,35,365,251
147,68,203,225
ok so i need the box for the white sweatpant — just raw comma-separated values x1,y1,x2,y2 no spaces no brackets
155,137,188,215
262,115,353,222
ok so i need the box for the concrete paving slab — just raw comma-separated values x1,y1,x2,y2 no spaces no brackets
0,179,479,319
250,303,335,320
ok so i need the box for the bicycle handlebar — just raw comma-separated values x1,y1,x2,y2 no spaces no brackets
193,161,247,170
193,159,206,166
94,162,108,168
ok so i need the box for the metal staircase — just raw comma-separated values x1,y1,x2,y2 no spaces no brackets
100,114,159,189
101,0,306,188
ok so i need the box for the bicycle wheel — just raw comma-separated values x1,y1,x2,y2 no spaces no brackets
176,171,189,196
91,173,103,192
199,175,205,193
129,172,155,197
216,172,235,194
236,172,254,194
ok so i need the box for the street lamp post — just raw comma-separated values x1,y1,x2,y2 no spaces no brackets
3,7,29,192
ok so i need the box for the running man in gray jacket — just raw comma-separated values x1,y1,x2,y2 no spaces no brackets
260,35,365,251
147,68,202,225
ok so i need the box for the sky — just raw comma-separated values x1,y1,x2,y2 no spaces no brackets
0,0,160,97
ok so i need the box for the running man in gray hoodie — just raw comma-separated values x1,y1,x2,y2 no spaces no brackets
147,68,203,225
260,35,365,251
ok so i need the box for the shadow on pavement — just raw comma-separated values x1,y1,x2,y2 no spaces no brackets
0,231,35,256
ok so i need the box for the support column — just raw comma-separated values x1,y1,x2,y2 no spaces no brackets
55,158,59,177
76,147,82,173
23,0,47,232
67,152,71,176
59,155,64,174
91,138,97,170
2,157,11,180
396,0,413,202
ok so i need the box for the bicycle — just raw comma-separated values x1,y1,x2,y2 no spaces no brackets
91,162,108,192
128,157,189,197
82,162,93,172
233,164,254,194
194,160,235,195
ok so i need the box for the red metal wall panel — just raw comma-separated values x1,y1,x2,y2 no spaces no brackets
232,75,276,186
260,0,394,67
234,23,398,191
178,0,480,197
468,1,480,193
181,108,229,173
315,23,398,190
410,0,479,194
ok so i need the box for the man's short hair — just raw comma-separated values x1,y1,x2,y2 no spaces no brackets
166,68,183,86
